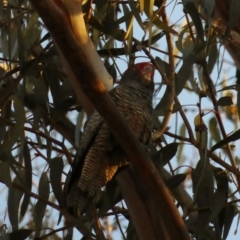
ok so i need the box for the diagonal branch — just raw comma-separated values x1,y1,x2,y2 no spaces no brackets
202,63,239,180
30,0,190,239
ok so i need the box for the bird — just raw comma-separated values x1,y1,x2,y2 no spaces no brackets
65,62,155,216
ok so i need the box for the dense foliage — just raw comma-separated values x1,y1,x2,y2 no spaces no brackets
0,0,240,239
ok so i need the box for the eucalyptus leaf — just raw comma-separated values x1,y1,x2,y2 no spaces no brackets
236,83,240,120
152,142,179,169
20,142,32,217
8,176,24,231
0,160,12,187
217,96,233,107
33,172,49,238
209,117,221,143
222,204,236,240
166,174,187,189
224,0,240,41
9,229,33,240
155,45,200,112
211,129,240,151
97,31,165,56
49,157,64,206
128,0,144,29
4,95,25,152
184,2,204,43
191,158,214,235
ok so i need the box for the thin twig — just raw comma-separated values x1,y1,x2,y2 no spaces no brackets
184,9,196,44
202,63,236,168
150,46,183,59
113,208,127,240
0,117,73,164
164,124,240,176
175,97,196,141
12,182,60,210
152,9,175,141
164,131,190,142
24,126,73,164
36,226,70,239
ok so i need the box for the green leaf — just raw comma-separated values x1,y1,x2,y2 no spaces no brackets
115,9,133,26
210,168,228,223
104,62,117,82
154,103,182,116
103,5,117,33
222,204,236,240
89,16,125,42
166,174,187,189
175,24,190,53
126,220,137,240
229,0,240,27
8,176,24,231
33,108,43,148
184,2,204,43
176,44,204,95
152,143,179,169
43,64,59,106
152,16,178,35
128,0,144,29
211,129,240,151
4,95,25,152
33,172,49,238
203,0,215,21
98,179,122,218
122,4,134,54
139,0,144,13
9,229,33,240
95,0,108,21
20,142,32,217
97,31,165,56
177,124,186,165
191,159,214,235
209,117,221,143
0,160,12,187
223,0,240,41
217,84,236,93
236,83,240,120
217,96,233,107
144,0,154,19
41,124,52,160
155,44,204,112
21,12,41,59
143,0,154,46
207,43,218,74
49,157,64,206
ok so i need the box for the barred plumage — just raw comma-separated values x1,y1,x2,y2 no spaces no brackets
65,62,155,216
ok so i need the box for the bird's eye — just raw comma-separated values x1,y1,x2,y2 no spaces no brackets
143,65,154,73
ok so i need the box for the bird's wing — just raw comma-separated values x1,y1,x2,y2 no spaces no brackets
71,87,118,178
65,88,119,207
64,111,104,203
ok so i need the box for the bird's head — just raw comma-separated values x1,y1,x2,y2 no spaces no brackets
120,62,155,90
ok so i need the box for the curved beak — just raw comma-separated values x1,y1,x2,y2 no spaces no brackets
141,65,154,81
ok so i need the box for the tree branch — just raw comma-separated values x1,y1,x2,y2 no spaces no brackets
30,1,190,239
151,8,175,141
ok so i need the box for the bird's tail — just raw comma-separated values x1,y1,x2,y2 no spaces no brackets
66,181,91,216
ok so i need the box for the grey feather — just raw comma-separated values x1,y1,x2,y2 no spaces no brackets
65,63,154,216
